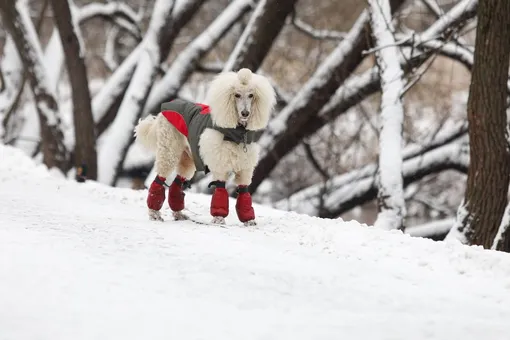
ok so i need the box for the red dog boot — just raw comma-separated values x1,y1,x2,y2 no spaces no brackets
147,175,167,212
236,185,255,223
209,181,229,219
168,175,189,212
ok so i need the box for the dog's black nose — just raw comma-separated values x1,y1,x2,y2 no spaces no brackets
241,110,250,117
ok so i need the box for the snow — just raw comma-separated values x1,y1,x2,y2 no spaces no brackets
43,30,64,95
446,199,471,244
368,0,406,230
493,200,510,249
406,218,455,238
2,143,510,339
0,36,23,139
145,0,253,113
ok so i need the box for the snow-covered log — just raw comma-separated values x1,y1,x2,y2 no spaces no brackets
97,0,176,185
273,122,467,208
0,0,68,170
405,218,454,240
92,0,207,134
145,0,254,114
275,140,469,218
368,0,407,231
223,0,298,72
250,0,478,193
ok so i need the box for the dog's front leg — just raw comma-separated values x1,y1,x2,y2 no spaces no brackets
234,169,256,226
147,175,167,221
208,172,230,225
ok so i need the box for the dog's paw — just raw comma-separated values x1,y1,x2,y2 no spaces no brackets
211,216,226,225
243,220,257,227
149,209,164,222
172,211,189,221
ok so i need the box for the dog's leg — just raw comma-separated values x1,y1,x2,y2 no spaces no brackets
208,171,230,225
234,169,256,226
147,123,181,222
170,151,196,221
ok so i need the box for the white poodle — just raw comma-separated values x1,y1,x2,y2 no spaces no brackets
134,68,276,225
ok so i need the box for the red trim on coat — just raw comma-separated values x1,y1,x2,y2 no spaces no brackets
161,110,189,137
196,103,211,114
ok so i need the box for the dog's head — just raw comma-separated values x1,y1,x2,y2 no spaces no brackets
206,68,276,131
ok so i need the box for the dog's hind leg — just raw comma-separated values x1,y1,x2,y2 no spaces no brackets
147,120,182,221
234,168,256,226
169,151,196,221
208,171,230,225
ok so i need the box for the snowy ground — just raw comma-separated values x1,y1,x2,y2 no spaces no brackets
1,144,510,340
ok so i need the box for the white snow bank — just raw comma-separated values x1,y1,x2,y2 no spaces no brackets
1,143,510,340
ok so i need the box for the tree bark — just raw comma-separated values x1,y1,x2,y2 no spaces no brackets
50,0,97,180
447,0,510,248
224,0,298,72
0,0,68,171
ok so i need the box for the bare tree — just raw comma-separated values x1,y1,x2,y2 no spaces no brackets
368,0,406,230
50,0,97,180
0,0,68,171
446,0,510,248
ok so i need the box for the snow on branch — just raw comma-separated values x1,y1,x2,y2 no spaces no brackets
492,196,510,250
250,0,476,193
275,136,469,218
92,0,206,129
78,1,142,38
368,0,407,231
289,14,347,41
145,0,254,114
405,218,454,240
97,0,176,185
257,10,371,152
0,36,24,140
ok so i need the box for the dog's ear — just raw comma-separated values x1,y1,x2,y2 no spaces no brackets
206,72,239,129
247,73,277,131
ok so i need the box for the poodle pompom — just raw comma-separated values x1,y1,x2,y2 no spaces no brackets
237,68,253,85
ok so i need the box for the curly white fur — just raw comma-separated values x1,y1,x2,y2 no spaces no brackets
133,68,276,221
206,68,276,131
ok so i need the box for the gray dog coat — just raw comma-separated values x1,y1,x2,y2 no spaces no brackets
158,99,263,173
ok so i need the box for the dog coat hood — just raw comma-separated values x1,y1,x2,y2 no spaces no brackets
159,99,263,172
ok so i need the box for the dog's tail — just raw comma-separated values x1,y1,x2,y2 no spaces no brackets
134,115,158,152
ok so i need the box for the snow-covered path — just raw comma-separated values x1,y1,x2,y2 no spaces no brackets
1,144,510,340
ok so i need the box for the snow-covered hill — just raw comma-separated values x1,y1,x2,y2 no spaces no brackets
1,144,510,340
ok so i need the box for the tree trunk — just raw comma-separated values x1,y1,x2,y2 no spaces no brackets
224,0,298,72
0,0,68,171
368,0,406,231
447,0,510,248
50,0,97,180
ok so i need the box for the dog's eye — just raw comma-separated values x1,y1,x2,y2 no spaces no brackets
248,94,253,98
234,93,241,98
